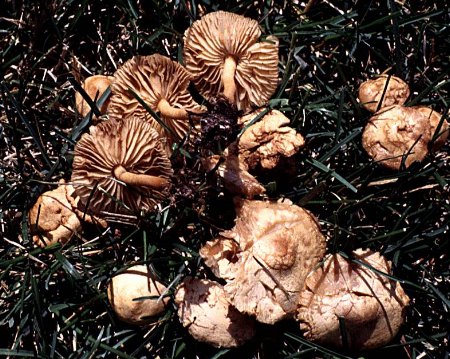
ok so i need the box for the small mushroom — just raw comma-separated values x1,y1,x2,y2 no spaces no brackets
75,74,114,118
297,249,410,351
71,116,173,215
175,277,256,348
107,265,168,325
200,199,326,324
358,75,410,113
362,105,431,170
183,11,279,112
413,106,448,150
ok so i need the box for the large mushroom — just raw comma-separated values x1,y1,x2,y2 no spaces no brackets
183,11,279,112
297,249,410,351
71,116,173,215
75,74,114,118
200,199,326,324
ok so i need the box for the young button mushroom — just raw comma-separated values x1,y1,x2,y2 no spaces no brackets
175,277,256,348
362,105,432,170
107,265,168,325
183,11,279,112
200,199,326,324
413,106,449,150
297,249,410,351
71,116,173,215
358,75,410,113
75,74,114,119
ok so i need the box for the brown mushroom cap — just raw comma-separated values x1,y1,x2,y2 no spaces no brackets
75,75,114,118
108,54,205,147
183,11,279,112
358,75,410,113
413,106,449,150
107,265,168,325
297,249,410,351
175,277,256,348
71,116,173,215
200,199,326,324
28,183,81,247
362,105,431,170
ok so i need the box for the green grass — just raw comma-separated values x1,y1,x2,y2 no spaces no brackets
1,0,449,358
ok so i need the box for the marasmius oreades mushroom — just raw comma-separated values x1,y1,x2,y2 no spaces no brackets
71,116,173,215
75,74,114,118
297,249,410,351
200,198,326,324
183,11,279,112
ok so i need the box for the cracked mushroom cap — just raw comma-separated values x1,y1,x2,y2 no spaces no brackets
183,11,279,112
200,199,326,324
362,105,432,170
108,54,205,148
175,277,256,348
28,183,81,247
297,249,410,351
107,265,168,325
75,74,114,118
358,75,410,113
413,106,449,150
71,116,173,215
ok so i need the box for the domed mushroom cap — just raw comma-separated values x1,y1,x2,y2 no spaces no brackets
75,74,114,118
200,199,326,324
71,116,173,215
297,249,410,351
358,75,410,113
107,265,168,325
183,11,279,112
175,277,256,348
362,105,431,170
109,54,205,145
413,106,449,150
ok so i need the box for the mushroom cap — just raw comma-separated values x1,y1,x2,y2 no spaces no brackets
362,105,431,170
183,11,279,113
200,199,326,324
71,116,173,215
297,249,410,351
413,106,449,150
108,54,205,144
107,265,168,325
358,75,410,112
175,277,256,348
75,74,114,118
28,183,81,247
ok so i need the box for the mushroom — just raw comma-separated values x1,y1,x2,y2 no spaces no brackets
75,74,114,118
183,11,279,112
413,106,448,150
358,75,410,113
71,116,173,215
297,249,410,351
108,54,205,148
107,265,168,325
362,105,431,170
175,277,256,348
200,199,326,324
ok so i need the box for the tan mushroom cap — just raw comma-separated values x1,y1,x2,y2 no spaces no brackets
71,116,173,215
358,75,410,113
183,11,279,112
362,105,431,170
75,74,114,118
107,265,168,325
28,183,81,247
108,54,205,146
200,199,326,324
413,106,449,150
175,277,256,348
297,249,410,351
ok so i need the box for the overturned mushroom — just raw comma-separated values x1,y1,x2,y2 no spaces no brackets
297,249,410,351
184,11,279,112
358,75,410,113
175,277,256,348
108,265,168,325
413,106,449,150
75,74,114,118
200,199,326,324
71,116,173,215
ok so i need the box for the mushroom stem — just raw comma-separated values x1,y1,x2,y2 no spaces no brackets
157,99,189,119
113,165,169,189
222,56,237,103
